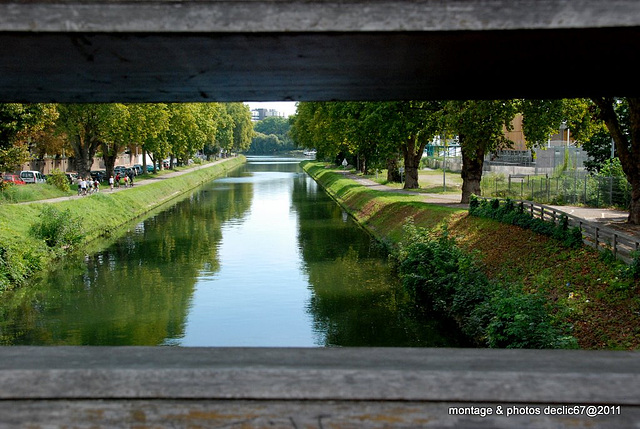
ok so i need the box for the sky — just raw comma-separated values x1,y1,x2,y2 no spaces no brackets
245,101,298,118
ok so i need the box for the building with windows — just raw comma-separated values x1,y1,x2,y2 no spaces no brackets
251,108,284,121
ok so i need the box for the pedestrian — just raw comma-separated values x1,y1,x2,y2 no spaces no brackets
94,179,100,193
109,175,114,191
128,171,134,187
115,173,120,188
123,175,129,188
79,177,87,196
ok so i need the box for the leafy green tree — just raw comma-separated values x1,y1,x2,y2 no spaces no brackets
137,103,170,173
0,104,58,173
193,103,225,162
249,132,282,154
581,127,614,173
56,104,115,178
369,101,443,188
100,103,131,179
225,103,254,154
444,100,519,203
592,97,640,223
291,101,439,184
248,116,295,154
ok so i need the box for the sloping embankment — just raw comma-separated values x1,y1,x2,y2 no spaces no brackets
0,156,245,289
303,161,640,350
301,161,464,247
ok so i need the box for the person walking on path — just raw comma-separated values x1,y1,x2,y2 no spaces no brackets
109,175,114,191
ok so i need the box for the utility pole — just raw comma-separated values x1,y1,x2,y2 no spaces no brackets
443,137,447,192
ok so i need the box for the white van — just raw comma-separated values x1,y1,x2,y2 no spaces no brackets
20,170,46,184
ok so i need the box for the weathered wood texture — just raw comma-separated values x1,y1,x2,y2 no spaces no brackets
0,1,639,102
0,347,638,427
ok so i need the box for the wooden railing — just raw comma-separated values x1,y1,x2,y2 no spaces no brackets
1,347,638,427
475,197,640,264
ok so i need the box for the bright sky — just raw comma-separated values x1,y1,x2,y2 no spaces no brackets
245,101,298,118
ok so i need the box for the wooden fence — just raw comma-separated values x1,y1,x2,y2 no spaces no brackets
476,197,640,264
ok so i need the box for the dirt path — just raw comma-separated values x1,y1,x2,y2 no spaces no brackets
18,158,230,205
339,169,640,238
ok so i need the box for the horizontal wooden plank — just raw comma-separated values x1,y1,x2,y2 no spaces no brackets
0,399,637,428
0,347,639,404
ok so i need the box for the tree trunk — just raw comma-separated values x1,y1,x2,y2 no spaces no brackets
102,144,117,182
594,97,640,224
629,180,640,224
142,148,148,174
386,155,401,182
460,144,485,204
401,135,426,189
71,142,94,179
148,153,157,173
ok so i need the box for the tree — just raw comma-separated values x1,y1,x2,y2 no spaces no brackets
581,126,614,173
592,97,640,224
369,102,442,189
291,101,440,184
443,100,519,202
137,104,170,173
56,104,115,178
225,103,254,154
99,103,131,179
193,103,225,162
0,103,58,173
248,116,295,155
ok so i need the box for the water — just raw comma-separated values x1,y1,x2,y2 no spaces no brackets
0,157,464,347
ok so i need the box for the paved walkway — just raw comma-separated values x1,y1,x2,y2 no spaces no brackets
18,158,230,205
339,170,640,238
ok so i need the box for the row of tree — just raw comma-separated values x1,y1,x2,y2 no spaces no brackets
246,116,295,155
0,103,254,180
290,98,640,224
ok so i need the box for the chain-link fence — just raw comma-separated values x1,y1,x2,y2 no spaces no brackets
480,171,631,208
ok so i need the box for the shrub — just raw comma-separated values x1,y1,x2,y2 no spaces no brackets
470,197,583,248
487,289,578,349
29,205,84,250
0,242,45,290
395,222,576,348
46,169,70,192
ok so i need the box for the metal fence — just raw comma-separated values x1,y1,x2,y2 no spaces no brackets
480,172,631,209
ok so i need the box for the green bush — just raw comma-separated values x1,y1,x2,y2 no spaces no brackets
29,205,84,250
469,196,583,248
0,241,45,290
395,222,576,348
46,169,70,192
487,289,578,349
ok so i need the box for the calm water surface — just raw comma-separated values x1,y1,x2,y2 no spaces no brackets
0,157,464,346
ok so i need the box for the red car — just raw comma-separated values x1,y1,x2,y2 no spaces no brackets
2,174,26,185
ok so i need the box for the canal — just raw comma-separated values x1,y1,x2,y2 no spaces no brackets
0,157,465,347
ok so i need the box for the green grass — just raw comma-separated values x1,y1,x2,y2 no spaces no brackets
362,167,463,194
302,162,465,247
303,161,640,350
0,157,245,290
0,183,75,203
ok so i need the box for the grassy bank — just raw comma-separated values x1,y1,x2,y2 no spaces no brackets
303,161,640,350
0,156,245,290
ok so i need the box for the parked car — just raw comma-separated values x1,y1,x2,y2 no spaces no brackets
90,170,106,182
65,172,78,184
132,164,143,175
19,170,46,184
2,174,26,185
